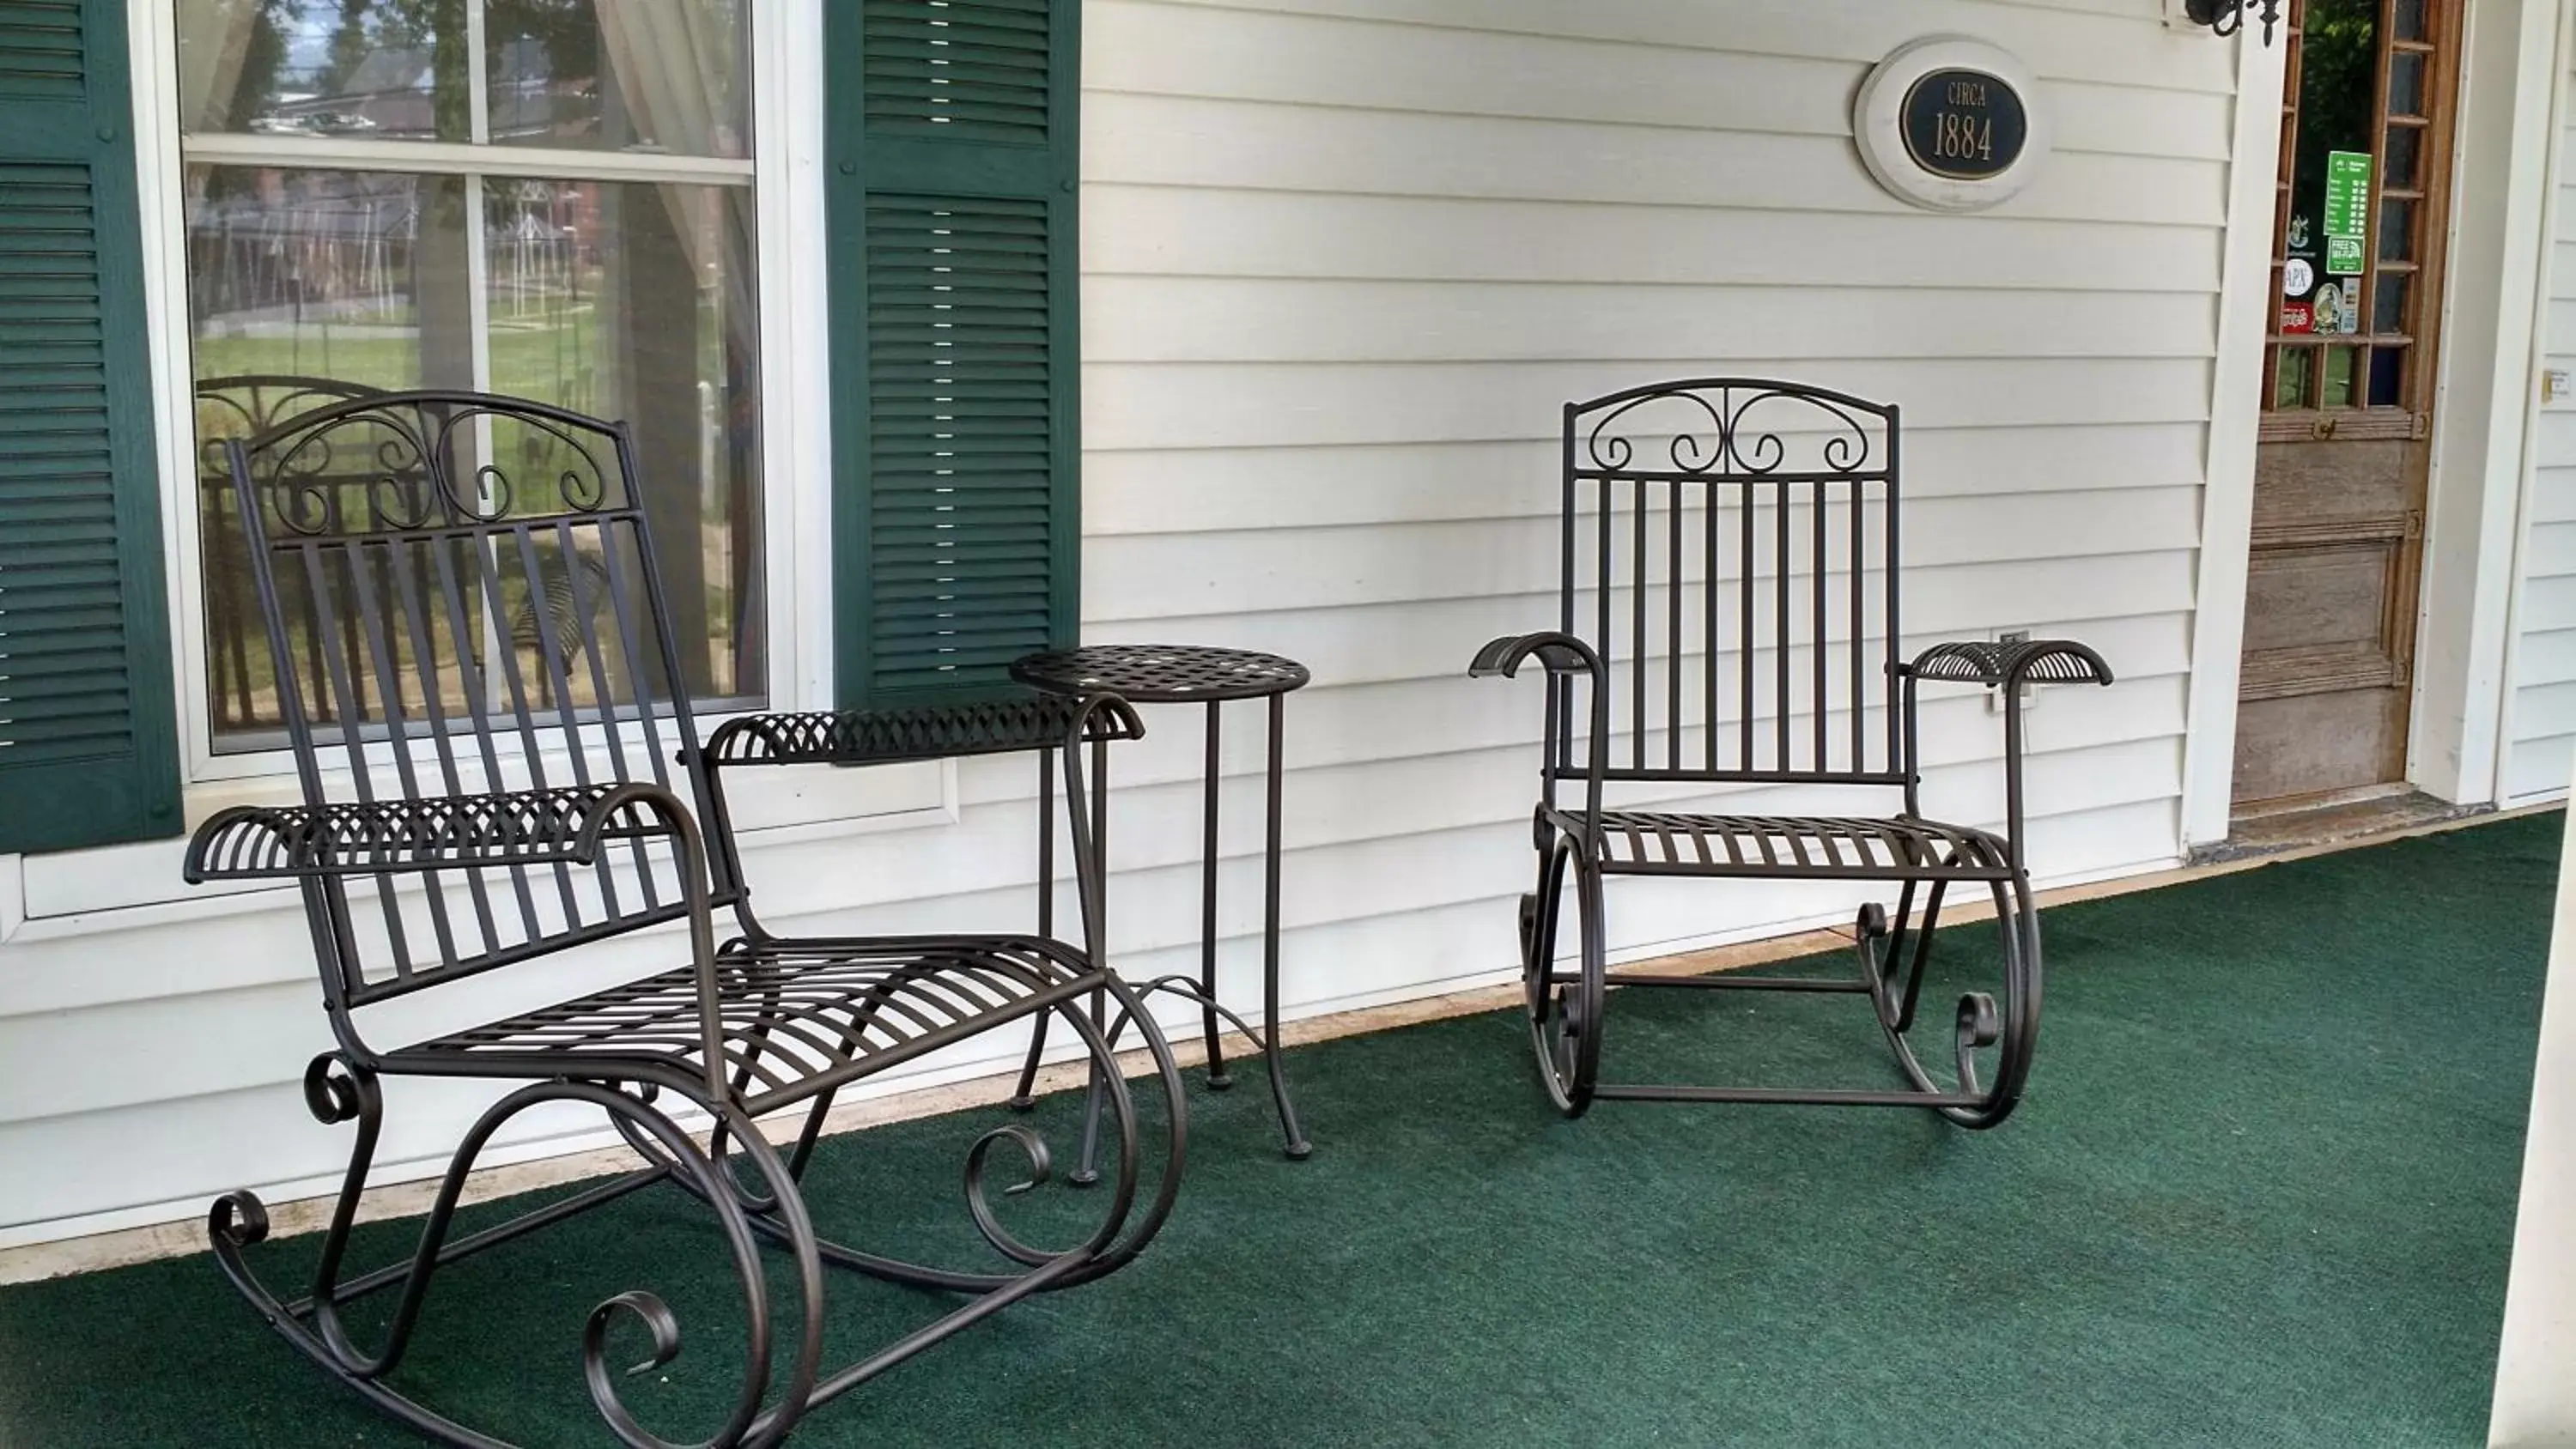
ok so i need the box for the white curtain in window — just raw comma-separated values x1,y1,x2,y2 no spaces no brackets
176,0,266,133
594,2,762,688
595,2,756,338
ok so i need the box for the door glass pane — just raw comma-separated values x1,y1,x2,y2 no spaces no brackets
2379,197,2415,262
184,166,478,747
2369,347,2406,408
2390,50,2427,117
177,0,471,140
2372,270,2410,334
2383,125,2421,189
485,1,752,159
483,179,765,705
2276,347,2317,409
2322,346,2362,409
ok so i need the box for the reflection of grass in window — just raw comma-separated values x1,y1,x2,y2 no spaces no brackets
190,307,598,405
2322,348,2358,409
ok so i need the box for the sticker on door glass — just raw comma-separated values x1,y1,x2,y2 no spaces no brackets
2324,150,2372,276
2312,280,2359,336
2283,258,2316,298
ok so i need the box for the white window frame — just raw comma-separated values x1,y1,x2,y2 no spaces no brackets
123,0,928,835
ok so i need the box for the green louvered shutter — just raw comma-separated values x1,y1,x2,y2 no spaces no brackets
826,0,1080,711
0,0,181,852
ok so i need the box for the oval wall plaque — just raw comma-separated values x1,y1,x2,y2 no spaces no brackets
1855,38,2050,212
1899,69,2029,180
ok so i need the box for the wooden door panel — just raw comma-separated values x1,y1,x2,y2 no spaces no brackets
2242,542,2404,657
2233,688,2409,800
2250,440,2412,524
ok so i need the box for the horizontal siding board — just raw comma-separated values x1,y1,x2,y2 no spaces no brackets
1086,187,2222,291
1086,94,2230,227
1083,425,2210,535
1120,0,2237,94
1082,278,2217,364
1081,492,2199,619
2506,734,2576,803
1087,359,2213,452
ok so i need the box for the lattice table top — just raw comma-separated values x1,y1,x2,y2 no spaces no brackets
1011,644,1310,704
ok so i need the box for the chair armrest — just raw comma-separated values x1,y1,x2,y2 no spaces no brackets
700,694,1145,770
1471,633,1612,817
1903,639,2115,692
1469,631,1607,682
183,784,682,882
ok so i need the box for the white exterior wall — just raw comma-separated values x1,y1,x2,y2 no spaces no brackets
2503,34,2576,805
0,0,2244,1246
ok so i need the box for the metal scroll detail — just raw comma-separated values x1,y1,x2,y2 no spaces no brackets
1581,381,1884,478
240,394,622,537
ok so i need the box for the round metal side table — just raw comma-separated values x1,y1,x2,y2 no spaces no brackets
1010,644,1313,1164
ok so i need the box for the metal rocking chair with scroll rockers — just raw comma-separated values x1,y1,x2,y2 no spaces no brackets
1473,379,2115,1127
181,391,1186,1448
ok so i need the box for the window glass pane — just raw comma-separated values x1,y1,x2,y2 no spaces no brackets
2394,0,2427,40
177,0,471,141
185,166,478,747
483,179,764,704
486,1,750,158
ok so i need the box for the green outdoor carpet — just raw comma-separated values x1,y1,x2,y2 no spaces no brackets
0,813,2557,1447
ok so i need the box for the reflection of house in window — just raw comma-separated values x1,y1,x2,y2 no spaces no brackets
256,46,438,137
486,36,605,146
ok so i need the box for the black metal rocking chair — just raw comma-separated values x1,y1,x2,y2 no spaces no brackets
183,391,1186,1448
1472,379,2113,1128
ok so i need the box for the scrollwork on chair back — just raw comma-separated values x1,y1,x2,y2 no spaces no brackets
238,392,625,539
1577,380,1888,482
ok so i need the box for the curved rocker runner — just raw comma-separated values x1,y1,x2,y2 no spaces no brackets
183,391,1186,1448
1473,379,2114,1128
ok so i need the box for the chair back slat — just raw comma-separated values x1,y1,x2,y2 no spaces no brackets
1558,380,1902,787
222,391,733,1008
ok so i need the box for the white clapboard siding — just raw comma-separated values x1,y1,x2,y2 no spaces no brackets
0,0,2238,1246
2504,59,2576,804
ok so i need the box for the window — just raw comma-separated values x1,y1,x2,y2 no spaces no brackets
172,0,764,755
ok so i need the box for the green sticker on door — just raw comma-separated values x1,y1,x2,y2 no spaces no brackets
2324,149,2371,276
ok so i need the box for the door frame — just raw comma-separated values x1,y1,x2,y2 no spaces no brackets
2183,0,2566,848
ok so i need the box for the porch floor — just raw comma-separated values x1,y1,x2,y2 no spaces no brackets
0,813,2555,1446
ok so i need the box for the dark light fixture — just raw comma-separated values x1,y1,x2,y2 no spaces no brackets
2184,0,2285,43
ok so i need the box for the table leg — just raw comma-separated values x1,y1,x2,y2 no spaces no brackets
1074,729,1112,1186
1201,700,1230,1089
1008,747,1055,1112
1264,691,1313,1160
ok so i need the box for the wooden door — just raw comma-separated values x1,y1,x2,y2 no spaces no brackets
2234,0,2463,807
